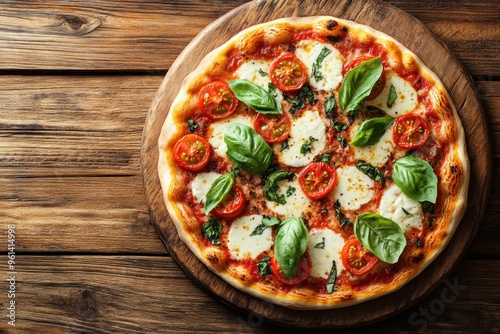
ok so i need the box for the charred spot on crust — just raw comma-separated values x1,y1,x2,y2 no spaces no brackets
450,165,458,174
412,254,424,264
326,20,339,30
327,36,341,43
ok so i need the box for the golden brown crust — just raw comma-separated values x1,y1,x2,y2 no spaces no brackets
158,16,469,310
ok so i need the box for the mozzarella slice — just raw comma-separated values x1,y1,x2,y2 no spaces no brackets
207,115,253,158
275,109,327,167
368,71,418,117
266,178,312,218
351,126,395,168
235,59,283,100
378,184,423,233
191,172,221,203
295,41,344,91
307,228,346,278
227,215,274,260
331,166,375,211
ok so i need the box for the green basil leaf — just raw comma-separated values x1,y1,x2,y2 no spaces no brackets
203,170,236,214
339,57,383,114
268,82,278,98
286,186,296,197
300,136,317,155
315,152,332,164
387,84,397,107
201,217,223,245
349,117,393,147
187,118,198,132
280,140,289,152
337,136,347,148
224,123,273,174
275,217,309,279
356,160,385,184
250,216,280,236
264,170,295,204
324,94,337,118
258,69,268,77
312,47,332,81
326,261,339,293
228,79,282,114
315,237,325,249
257,256,272,276
334,200,353,227
354,213,406,264
283,84,316,113
393,155,438,203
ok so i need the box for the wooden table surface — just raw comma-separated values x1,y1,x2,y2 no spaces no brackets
1,1,498,333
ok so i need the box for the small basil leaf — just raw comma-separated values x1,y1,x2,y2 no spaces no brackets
286,186,296,196
203,170,236,214
283,84,316,113
354,213,406,264
250,216,280,236
187,118,198,132
228,79,282,114
326,261,339,293
201,217,223,245
387,84,397,107
334,200,353,227
300,136,317,155
337,136,347,148
324,94,337,118
258,256,272,276
264,170,295,204
258,69,268,77
315,237,325,249
274,217,309,279
339,57,383,114
356,160,385,184
224,123,273,174
312,47,332,82
280,140,289,151
349,117,393,147
393,155,438,203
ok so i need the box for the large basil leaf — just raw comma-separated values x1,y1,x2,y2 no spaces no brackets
274,217,309,279
228,79,282,114
264,170,295,204
349,117,394,147
224,123,273,174
339,57,383,115
354,213,406,264
203,170,237,214
393,155,438,203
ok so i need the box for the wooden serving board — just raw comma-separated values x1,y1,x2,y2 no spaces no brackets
141,0,491,328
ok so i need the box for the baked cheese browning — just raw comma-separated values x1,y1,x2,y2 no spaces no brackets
158,16,469,309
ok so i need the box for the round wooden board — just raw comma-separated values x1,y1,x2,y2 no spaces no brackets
141,0,491,329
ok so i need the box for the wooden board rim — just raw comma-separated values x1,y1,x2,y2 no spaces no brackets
140,0,492,328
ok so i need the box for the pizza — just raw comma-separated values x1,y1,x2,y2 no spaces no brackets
157,16,469,309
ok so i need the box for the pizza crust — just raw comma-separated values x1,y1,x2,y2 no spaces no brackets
158,16,469,310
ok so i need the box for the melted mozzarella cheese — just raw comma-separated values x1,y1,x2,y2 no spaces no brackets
227,215,274,260
295,41,344,91
307,228,346,278
378,184,423,233
266,178,312,218
275,109,327,167
331,166,375,210
368,71,418,117
191,172,221,203
351,126,395,168
207,115,253,158
235,59,283,100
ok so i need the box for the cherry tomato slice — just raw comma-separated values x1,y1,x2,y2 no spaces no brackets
298,162,338,200
269,53,307,92
341,237,379,275
173,134,211,171
393,113,431,149
213,185,246,220
343,56,386,100
270,253,311,286
253,113,291,144
197,81,238,120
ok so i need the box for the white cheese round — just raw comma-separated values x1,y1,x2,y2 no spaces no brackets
266,178,312,218
227,215,274,260
307,228,346,278
331,165,375,211
378,184,423,233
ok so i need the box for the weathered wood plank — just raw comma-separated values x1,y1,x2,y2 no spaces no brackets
0,256,497,333
0,0,497,76
1,176,166,254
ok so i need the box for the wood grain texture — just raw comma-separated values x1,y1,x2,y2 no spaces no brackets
0,256,497,333
0,0,497,76
141,0,491,328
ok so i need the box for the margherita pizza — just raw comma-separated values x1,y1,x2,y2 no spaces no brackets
157,16,469,309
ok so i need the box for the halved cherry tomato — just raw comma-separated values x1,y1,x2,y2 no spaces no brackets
269,53,307,92
341,237,379,275
343,56,386,100
173,134,211,171
197,81,238,120
270,253,311,286
298,162,337,200
393,113,430,149
213,185,246,220
253,113,291,144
